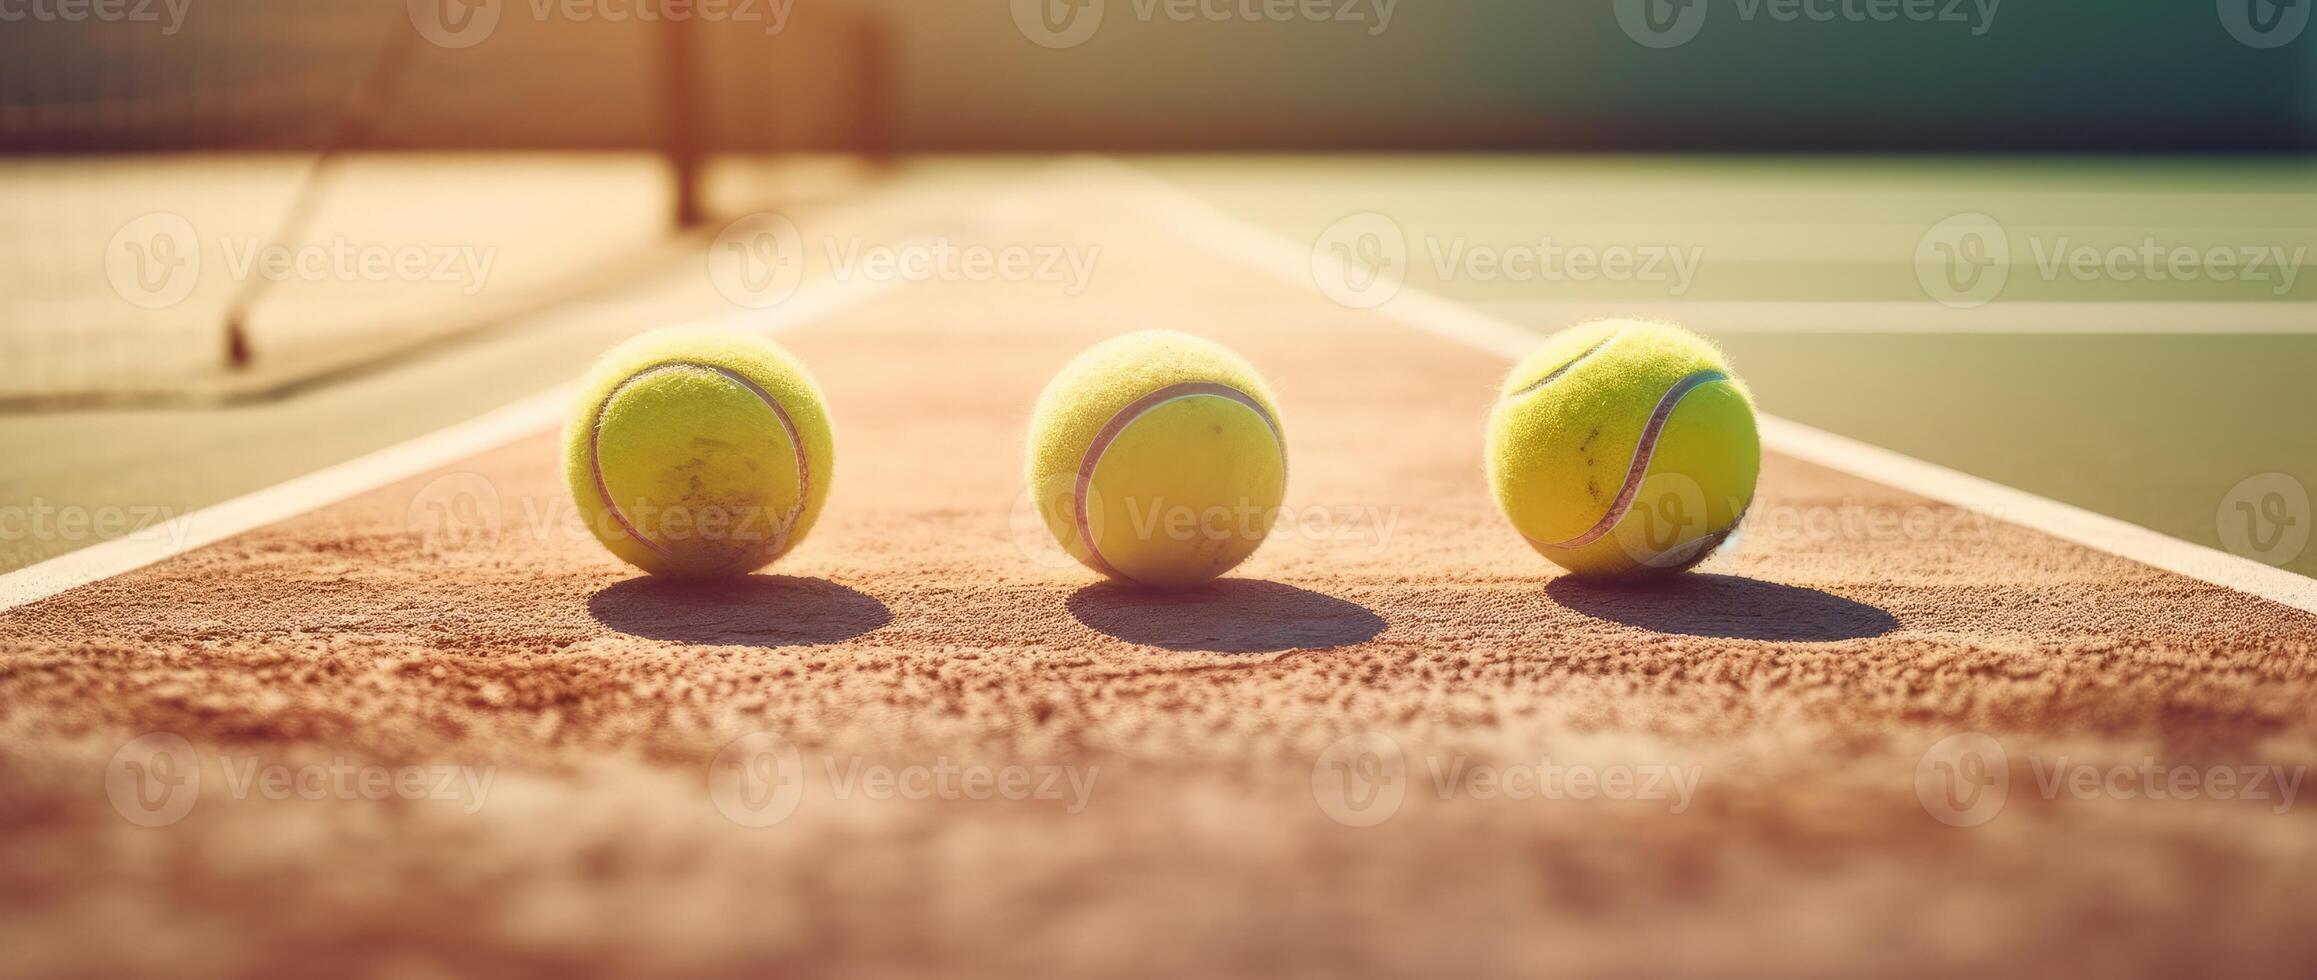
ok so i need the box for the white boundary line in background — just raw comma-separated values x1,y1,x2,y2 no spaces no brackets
1097,157,2317,616
0,269,904,613
1466,300,2317,335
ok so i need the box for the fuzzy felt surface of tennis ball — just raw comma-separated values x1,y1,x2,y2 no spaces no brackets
1026,331,1288,590
1486,318,1759,579
564,327,834,577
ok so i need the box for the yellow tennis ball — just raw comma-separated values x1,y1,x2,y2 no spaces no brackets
564,327,834,577
1026,331,1288,590
1486,319,1759,579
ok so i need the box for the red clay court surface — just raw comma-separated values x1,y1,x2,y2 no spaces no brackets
4,172,2316,978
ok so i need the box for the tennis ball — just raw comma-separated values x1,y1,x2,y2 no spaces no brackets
1486,319,1759,579
1026,331,1288,590
564,327,834,577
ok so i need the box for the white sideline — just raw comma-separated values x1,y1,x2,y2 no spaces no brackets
0,275,902,612
1464,299,2317,335
1102,158,2317,616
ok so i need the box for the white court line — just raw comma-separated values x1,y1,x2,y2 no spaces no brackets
1467,300,2317,335
0,271,904,613
1099,158,2317,616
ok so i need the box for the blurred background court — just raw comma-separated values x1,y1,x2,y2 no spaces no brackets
1,0,2312,575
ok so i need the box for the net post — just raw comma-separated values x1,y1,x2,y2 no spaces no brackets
661,14,708,229
852,12,896,172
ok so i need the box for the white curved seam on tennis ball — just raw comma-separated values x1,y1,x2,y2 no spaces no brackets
1506,332,1622,401
1074,381,1285,586
1542,369,1732,550
588,361,809,568
1640,522,1729,570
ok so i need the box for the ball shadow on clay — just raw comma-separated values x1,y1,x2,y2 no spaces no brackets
1066,579,1386,654
588,575,892,647
1544,573,1897,642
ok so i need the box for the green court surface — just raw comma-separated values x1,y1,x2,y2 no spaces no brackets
1142,155,2317,579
